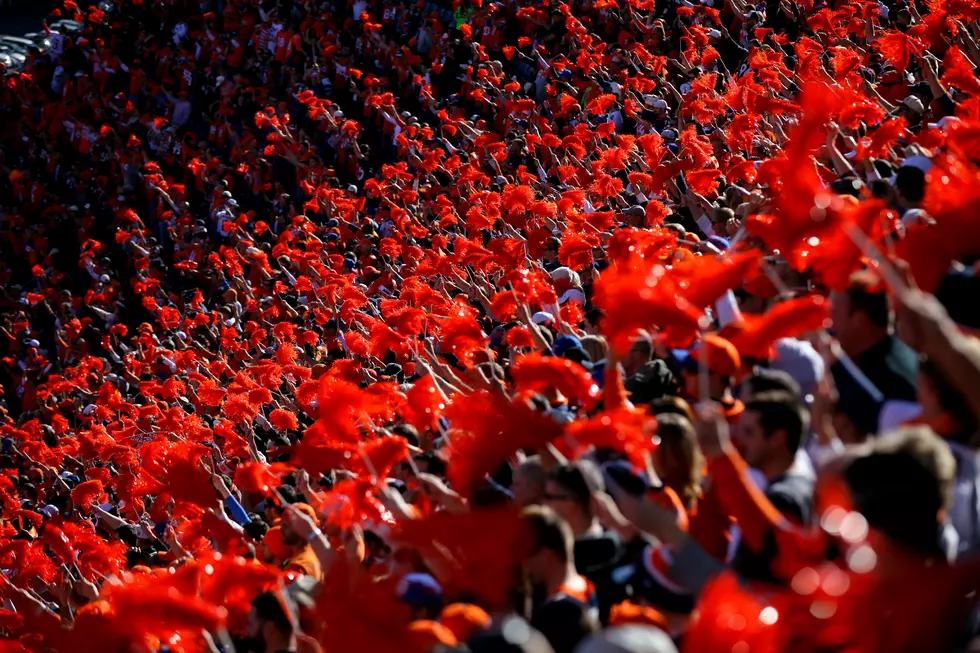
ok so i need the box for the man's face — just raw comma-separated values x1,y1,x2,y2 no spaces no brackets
524,547,550,584
512,466,544,507
543,480,582,527
280,518,302,547
829,290,853,340
734,409,771,469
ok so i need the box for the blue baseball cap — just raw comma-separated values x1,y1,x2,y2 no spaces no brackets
397,573,444,609
552,335,584,357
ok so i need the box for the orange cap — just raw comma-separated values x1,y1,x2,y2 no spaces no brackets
695,334,742,378
264,526,292,559
440,603,491,642
408,620,459,650
608,600,669,630
291,502,319,523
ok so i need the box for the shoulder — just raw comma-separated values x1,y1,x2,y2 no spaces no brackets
286,547,322,577
766,475,814,523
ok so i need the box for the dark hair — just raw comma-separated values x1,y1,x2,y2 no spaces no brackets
244,516,269,540
584,307,604,329
531,597,599,653
846,286,890,329
419,452,448,477
548,462,602,511
868,178,891,199
712,206,735,225
628,336,653,360
276,484,299,504
476,361,505,382
538,328,555,347
744,391,808,453
515,457,548,491
895,165,926,203
563,347,592,366
744,367,800,399
389,423,420,448
251,591,296,634
522,506,574,563
844,426,954,555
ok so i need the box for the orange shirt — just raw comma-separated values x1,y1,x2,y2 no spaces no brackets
286,545,324,581
689,480,734,562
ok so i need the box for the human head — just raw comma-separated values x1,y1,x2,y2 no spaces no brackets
279,502,318,547
440,603,492,643
710,206,735,236
830,278,891,356
513,457,548,508
680,335,741,401
408,620,459,651
543,462,602,536
741,367,800,401
651,414,703,511
246,592,297,653
736,392,808,476
767,338,823,400
622,333,653,377
579,335,608,364
895,164,926,208
553,335,585,359
583,308,604,335
842,425,955,555
398,572,445,620
542,237,561,263
522,505,576,585
264,484,298,523
533,597,600,653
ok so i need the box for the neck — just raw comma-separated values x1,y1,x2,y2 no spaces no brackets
761,452,794,483
546,563,579,596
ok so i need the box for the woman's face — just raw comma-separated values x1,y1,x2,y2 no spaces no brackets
651,447,667,479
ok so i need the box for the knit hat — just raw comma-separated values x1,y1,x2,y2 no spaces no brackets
769,338,824,399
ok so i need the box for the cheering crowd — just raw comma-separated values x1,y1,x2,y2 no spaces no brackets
2,0,980,650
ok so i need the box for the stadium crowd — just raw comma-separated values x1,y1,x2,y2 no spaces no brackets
1,0,980,650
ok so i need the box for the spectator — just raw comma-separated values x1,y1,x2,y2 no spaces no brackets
523,505,601,653
731,391,815,583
